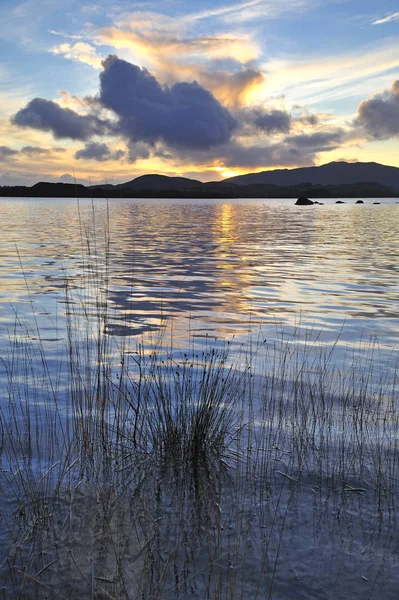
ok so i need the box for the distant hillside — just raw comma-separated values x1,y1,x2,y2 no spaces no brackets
225,161,399,190
1,161,398,199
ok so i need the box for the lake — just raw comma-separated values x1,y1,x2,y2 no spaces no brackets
0,196,398,599
0,196,398,352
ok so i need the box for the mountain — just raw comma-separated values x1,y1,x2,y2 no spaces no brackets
225,161,399,191
1,161,398,199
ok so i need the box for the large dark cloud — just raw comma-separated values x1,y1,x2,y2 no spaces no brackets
99,55,237,150
9,53,354,170
12,98,111,140
0,146,18,161
357,80,399,139
75,142,125,161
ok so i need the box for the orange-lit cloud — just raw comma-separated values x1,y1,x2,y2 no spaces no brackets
93,24,261,106
50,42,103,69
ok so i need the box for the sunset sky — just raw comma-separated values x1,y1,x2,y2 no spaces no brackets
1,0,398,186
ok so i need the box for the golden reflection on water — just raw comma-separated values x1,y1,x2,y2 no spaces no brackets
217,204,234,244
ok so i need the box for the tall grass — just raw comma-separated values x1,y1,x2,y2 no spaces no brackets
0,208,398,598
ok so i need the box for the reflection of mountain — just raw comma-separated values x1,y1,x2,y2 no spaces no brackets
1,162,399,198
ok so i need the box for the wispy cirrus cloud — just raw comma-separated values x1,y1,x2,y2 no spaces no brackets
182,0,315,25
372,12,399,25
262,41,399,107
94,26,259,66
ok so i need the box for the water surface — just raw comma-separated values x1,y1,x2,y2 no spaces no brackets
0,196,398,599
0,196,397,354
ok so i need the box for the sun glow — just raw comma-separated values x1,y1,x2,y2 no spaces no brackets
219,168,239,178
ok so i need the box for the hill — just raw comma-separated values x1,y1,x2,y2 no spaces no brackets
1,161,398,199
225,161,399,191
114,174,203,191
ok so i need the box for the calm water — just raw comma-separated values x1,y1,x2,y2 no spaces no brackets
0,196,397,357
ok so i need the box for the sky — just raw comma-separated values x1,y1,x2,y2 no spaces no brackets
0,0,398,185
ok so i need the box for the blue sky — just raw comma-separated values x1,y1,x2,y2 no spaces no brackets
0,0,398,185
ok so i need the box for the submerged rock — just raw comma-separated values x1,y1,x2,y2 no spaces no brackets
336,200,346,204
356,200,364,204
295,197,314,206
373,202,381,204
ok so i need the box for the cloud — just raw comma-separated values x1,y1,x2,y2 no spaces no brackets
234,107,293,137
217,141,312,168
10,55,236,152
183,0,312,25
74,141,125,161
297,113,318,126
21,145,51,156
126,142,152,163
48,29,85,40
200,68,265,107
262,42,399,107
356,80,399,139
12,98,112,140
99,55,237,149
49,6,269,109
0,145,18,161
50,42,103,69
96,26,259,66
372,12,399,25
170,137,317,170
252,109,292,134
171,122,353,170
284,129,347,151
58,173,76,183
89,11,262,106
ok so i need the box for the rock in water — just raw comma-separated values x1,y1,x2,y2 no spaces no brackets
356,200,364,204
295,197,314,206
